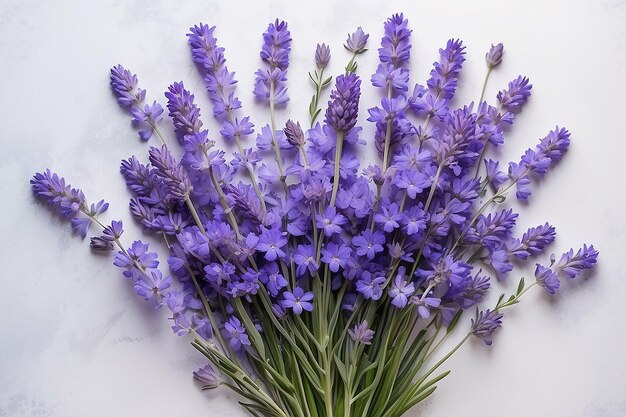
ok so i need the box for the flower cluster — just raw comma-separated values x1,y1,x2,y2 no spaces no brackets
32,14,598,417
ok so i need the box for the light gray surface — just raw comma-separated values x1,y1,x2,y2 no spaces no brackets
1,0,625,416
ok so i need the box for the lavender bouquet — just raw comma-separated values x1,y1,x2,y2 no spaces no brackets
31,14,598,417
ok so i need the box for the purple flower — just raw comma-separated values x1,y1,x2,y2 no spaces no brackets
31,170,87,218
257,227,288,261
388,267,415,308
321,242,351,272
417,255,471,287
187,23,224,72
426,39,466,99
394,169,430,199
485,43,504,68
368,96,407,124
378,13,412,67
110,65,145,108
315,43,331,69
102,220,124,241
129,101,164,141
345,27,369,54
165,82,203,143
325,73,362,133
497,76,532,111
410,295,441,319
148,145,193,200
355,272,385,300
374,203,402,233
371,64,409,91
193,364,221,390
90,237,113,251
509,223,556,260
293,244,319,277
284,120,305,147
537,126,570,162
484,159,508,189
349,320,375,344
220,117,254,142
556,244,599,278
352,229,385,260
471,309,503,346
259,263,288,296
401,205,427,236
254,19,291,105
133,269,172,301
316,206,348,237
281,287,314,315
534,264,560,295
260,19,291,70
223,316,251,352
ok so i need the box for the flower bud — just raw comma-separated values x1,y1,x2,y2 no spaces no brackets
485,43,504,68
315,43,331,69
284,120,305,147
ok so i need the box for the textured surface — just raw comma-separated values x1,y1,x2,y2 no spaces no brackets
1,0,625,416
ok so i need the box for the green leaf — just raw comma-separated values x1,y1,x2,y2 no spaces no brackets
334,354,348,384
516,277,525,295
322,76,333,87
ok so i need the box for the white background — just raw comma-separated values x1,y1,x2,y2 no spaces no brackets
1,0,625,416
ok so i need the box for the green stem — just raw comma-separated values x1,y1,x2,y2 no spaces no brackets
478,67,492,104
329,132,344,207
185,196,206,234
269,80,289,196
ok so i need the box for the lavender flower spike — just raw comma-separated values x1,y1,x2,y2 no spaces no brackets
110,65,164,142
325,73,362,133
253,19,291,105
497,75,532,111
315,43,331,69
345,27,369,54
471,309,503,345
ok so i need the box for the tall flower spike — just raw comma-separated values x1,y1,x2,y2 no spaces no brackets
253,19,291,105
497,75,532,111
378,13,412,67
148,145,193,201
165,82,204,143
325,73,362,133
110,65,164,142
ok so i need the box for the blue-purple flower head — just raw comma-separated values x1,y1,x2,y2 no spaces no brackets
260,19,291,70
31,169,86,218
110,65,145,108
345,27,369,54
187,23,225,72
281,287,314,315
110,65,163,141
315,43,331,69
349,320,374,344
284,119,305,147
485,43,504,68
378,13,412,67
325,73,362,133
471,309,503,346
497,75,532,111
427,39,466,99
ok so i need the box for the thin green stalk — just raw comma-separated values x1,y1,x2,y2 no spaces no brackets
329,132,345,206
185,195,206,234
478,67,492,104
269,80,289,196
